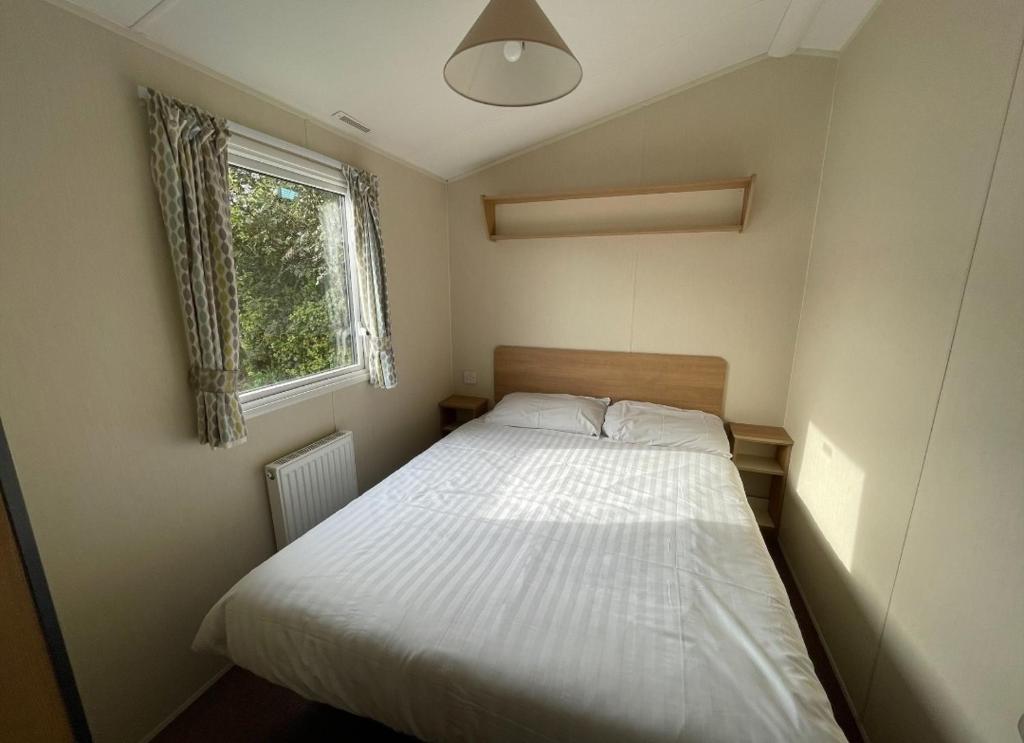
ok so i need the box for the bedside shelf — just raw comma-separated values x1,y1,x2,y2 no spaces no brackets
734,454,785,477
729,422,792,540
439,395,488,411
438,395,488,437
729,423,793,447
749,497,774,530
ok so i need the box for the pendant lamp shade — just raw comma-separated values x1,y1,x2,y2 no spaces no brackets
445,0,582,107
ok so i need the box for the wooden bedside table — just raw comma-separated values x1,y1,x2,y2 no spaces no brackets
438,395,488,437
728,423,793,538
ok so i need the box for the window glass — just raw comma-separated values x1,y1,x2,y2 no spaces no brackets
227,165,358,393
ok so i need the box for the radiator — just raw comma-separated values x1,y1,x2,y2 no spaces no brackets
265,431,358,550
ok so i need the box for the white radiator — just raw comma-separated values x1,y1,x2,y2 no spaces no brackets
265,431,358,550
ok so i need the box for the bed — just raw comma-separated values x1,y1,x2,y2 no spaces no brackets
194,346,844,742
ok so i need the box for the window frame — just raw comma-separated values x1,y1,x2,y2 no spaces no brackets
226,124,367,419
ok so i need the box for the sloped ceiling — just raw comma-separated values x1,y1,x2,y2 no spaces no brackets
64,0,876,178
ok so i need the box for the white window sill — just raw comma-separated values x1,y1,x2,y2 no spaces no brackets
241,368,370,420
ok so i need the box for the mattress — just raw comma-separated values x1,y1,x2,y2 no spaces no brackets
194,420,844,742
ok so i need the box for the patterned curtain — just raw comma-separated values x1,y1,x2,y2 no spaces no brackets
344,166,398,389
145,90,247,449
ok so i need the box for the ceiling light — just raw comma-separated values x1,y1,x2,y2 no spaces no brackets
502,41,524,63
444,0,582,107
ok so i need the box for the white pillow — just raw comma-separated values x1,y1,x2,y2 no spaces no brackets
602,400,731,456
486,392,610,437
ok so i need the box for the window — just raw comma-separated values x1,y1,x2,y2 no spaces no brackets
227,126,365,416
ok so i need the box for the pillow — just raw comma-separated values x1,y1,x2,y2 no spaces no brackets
485,392,610,437
602,400,731,456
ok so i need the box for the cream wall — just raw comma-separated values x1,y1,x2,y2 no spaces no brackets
781,0,1024,741
447,56,837,424
860,46,1024,743
0,1,451,742
5,1,1023,742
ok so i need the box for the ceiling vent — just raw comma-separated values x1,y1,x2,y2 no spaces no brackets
331,111,371,134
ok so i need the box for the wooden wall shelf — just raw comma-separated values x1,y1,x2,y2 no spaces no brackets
482,175,755,241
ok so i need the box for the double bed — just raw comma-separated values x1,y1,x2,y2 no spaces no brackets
194,347,845,742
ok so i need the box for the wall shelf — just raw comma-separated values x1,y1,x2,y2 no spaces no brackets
482,175,755,241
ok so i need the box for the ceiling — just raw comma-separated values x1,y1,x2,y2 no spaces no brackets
67,0,876,179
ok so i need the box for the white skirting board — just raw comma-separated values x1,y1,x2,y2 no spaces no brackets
777,542,873,743
137,663,232,743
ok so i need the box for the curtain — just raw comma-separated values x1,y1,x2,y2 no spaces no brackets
344,166,398,389
145,90,247,449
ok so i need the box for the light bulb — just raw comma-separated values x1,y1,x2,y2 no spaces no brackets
502,41,524,63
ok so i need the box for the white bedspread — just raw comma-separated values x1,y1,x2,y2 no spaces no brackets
194,421,844,742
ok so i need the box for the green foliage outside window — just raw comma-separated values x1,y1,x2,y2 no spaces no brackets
228,166,355,391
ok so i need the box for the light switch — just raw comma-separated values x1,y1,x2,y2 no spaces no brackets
462,370,478,385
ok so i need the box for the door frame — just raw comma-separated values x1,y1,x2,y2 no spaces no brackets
0,416,92,742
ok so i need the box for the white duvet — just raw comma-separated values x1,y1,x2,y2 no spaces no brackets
195,420,844,742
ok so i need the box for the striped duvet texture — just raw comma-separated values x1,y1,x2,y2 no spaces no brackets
194,420,844,742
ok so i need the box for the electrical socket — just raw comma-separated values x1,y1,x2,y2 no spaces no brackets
462,370,478,385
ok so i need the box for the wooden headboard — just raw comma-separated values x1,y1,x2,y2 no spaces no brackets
493,346,727,417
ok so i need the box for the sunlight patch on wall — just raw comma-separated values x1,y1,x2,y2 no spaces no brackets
793,421,865,570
